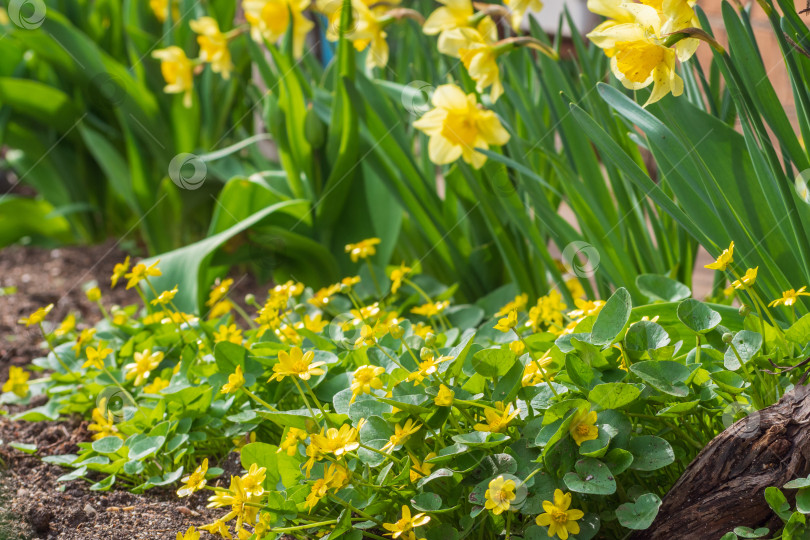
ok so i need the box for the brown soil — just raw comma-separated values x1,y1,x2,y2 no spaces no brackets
0,243,268,539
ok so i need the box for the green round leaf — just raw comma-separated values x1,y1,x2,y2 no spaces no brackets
92,436,124,454
628,436,674,471
629,361,692,397
636,274,691,302
624,321,671,358
723,330,763,371
411,492,442,512
616,493,662,530
127,435,165,461
588,383,642,410
677,299,721,334
591,288,632,346
563,458,616,495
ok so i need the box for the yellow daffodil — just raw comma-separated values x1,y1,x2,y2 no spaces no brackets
442,27,503,102
434,384,455,406
111,256,130,288
243,0,314,58
176,526,200,540
409,452,437,482
269,347,326,382
510,340,525,356
569,408,599,446
88,401,121,440
190,17,233,79
494,309,518,332
177,459,209,497
704,241,734,271
383,505,430,539
124,260,162,290
214,324,244,345
124,349,164,386
151,285,178,306
381,419,422,452
732,267,758,290
424,0,497,55
54,314,76,337
152,46,194,107
484,475,516,515
222,365,246,394
350,365,385,403
345,237,381,262
411,300,450,318
83,341,113,370
474,403,519,433
150,0,179,22
278,427,307,456
2,366,30,397
413,84,510,169
86,287,102,302
504,0,544,31
18,304,53,327
349,1,390,69
769,286,810,307
144,377,169,394
522,352,554,386
536,489,585,539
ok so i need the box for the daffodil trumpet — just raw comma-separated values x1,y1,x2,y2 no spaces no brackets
662,27,725,54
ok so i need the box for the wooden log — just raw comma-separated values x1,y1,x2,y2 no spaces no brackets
631,384,810,539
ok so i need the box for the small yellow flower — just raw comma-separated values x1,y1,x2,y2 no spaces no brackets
243,0,314,58
434,384,455,406
484,475,516,515
413,84,510,169
207,278,234,307
510,340,525,356
144,377,169,394
83,341,113,370
54,314,76,337
390,263,412,294
381,419,422,452
300,314,329,333
124,260,162,290
176,526,200,540
704,241,734,271
86,287,102,302
221,365,246,394
87,401,121,440
496,293,528,317
209,299,234,320
345,237,381,262
214,324,243,345
522,351,554,387
190,17,233,79
732,267,758,290
278,427,307,456
177,459,209,497
152,46,194,108
494,309,518,332
409,452,437,482
310,424,361,457
149,0,179,22
566,298,605,320
240,463,267,497
569,408,599,446
200,520,232,539
2,366,30,397
474,403,519,433
536,489,584,540
111,256,130,288
72,328,97,355
407,355,453,384
151,285,178,306
269,347,326,382
18,304,53,327
769,286,810,308
383,505,430,539
350,365,385,403
124,349,164,386
411,300,449,318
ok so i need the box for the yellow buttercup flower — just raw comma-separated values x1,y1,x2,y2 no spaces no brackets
504,0,544,31
390,263,412,294
87,401,121,440
243,0,314,58
350,365,385,403
86,287,102,302
732,267,758,290
769,286,810,308
567,298,605,320
569,408,599,446
2,366,30,397
496,293,528,317
310,424,361,456
177,459,209,497
411,300,449,318
240,463,267,498
83,341,113,370
409,452,437,482
484,475,516,515
510,340,525,356
383,505,430,539
111,256,130,288
190,17,233,79
474,403,519,433
18,304,53,327
345,237,381,262
199,521,231,538
221,365,246,394
269,347,326,382
207,278,234,307
144,377,170,394
527,289,568,332
298,314,329,333
176,526,200,540
124,260,162,290
152,46,194,108
151,285,178,306
206,475,260,530
72,328,97,355
413,84,510,169
278,427,307,456
704,241,734,271
124,349,164,386
536,489,585,540
522,351,555,386
494,309,518,332
54,314,76,337
381,419,422,452
407,355,453,384
434,384,455,406
214,324,244,345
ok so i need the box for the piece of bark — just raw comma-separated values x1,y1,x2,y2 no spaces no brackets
631,384,810,539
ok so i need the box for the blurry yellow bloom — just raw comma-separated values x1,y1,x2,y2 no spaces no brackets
412,322,434,339
409,452,437,482
566,278,586,300
2,366,30,397
341,275,362,289
151,285,178,306
152,46,194,108
424,0,497,55
383,505,430,538
150,0,179,22
704,241,734,271
350,365,385,403
83,341,113,370
732,267,758,290
474,403,519,433
484,475,516,515
207,278,234,307
411,300,449,318
504,0,544,31
200,521,232,539
177,459,208,497
86,287,102,302
569,408,598,446
124,260,162,290
390,263,412,294
176,526,200,540
278,427,307,456
527,290,567,332
349,2,390,69
243,0,314,58
444,27,503,102
209,299,234,320
222,365,245,394
299,314,329,333
308,284,341,308
567,299,605,320
18,304,53,327
214,324,244,345
88,402,121,440
144,377,170,394
190,17,233,79
769,286,810,308
72,328,97,355
496,293,528,317
407,355,453,384
510,340,525,356
536,489,584,539
345,237,381,262
112,309,129,326
275,324,303,345
413,84,510,169
494,310,518,332
54,314,76,337
111,256,130,288
434,384,455,406
522,351,554,386
269,347,326,382
124,349,164,386
381,419,421,452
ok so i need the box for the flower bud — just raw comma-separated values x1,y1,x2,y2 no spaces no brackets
420,347,434,361
389,323,404,339
739,304,751,317
425,333,437,347
722,332,733,344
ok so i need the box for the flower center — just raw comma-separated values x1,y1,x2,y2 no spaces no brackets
576,424,590,436
441,111,478,148
552,509,569,524
614,41,664,84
